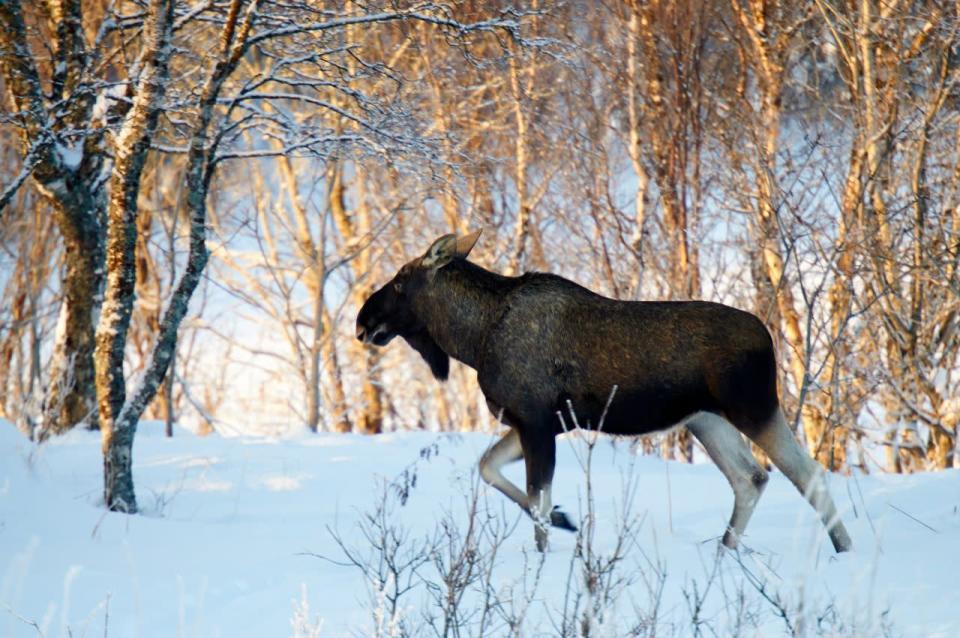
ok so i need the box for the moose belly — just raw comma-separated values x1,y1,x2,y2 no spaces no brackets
554,381,721,436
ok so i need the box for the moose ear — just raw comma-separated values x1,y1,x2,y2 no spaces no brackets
421,234,458,270
421,230,482,271
455,229,481,258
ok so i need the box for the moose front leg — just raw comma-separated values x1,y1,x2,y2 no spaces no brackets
526,453,552,552
479,428,577,551
520,428,578,551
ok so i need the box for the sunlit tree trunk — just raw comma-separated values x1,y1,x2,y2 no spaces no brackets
624,9,650,299
507,40,534,276
328,161,384,434
322,309,351,433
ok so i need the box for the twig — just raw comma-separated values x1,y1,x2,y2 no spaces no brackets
887,503,939,534
851,471,879,541
3,603,45,637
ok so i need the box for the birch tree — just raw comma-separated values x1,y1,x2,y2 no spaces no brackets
720,0,848,466
818,0,960,471
0,0,112,436
0,194,56,434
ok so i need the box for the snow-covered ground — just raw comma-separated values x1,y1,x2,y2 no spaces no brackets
1,420,958,637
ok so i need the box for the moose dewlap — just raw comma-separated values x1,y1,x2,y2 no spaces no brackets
356,231,852,553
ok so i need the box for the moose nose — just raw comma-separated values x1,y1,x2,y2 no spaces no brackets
356,324,367,342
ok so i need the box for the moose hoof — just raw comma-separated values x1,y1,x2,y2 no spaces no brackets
550,506,578,532
721,529,739,550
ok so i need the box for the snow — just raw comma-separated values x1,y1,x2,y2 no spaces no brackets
55,142,83,171
1,421,959,637
90,83,127,121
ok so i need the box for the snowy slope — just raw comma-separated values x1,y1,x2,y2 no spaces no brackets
1,421,958,637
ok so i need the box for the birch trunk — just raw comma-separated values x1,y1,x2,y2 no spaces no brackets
507,42,531,276
322,309,351,433
44,216,103,436
276,154,328,432
353,173,384,434
328,161,384,434
0,262,25,421
98,0,259,507
625,8,650,298
96,0,176,513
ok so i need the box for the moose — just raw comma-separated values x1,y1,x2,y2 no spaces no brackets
356,231,852,553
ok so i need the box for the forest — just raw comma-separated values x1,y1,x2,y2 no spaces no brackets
1,0,959,514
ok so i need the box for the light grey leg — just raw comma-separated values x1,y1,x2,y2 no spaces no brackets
687,412,769,549
479,429,528,510
530,480,554,552
529,480,553,520
747,408,853,553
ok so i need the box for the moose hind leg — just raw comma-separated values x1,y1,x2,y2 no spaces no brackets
687,412,769,549
747,408,853,553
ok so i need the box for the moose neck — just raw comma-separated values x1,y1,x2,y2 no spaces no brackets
414,260,516,370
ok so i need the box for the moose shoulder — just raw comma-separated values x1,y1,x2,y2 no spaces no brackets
356,231,852,553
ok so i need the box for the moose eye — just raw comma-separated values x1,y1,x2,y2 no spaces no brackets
393,280,403,293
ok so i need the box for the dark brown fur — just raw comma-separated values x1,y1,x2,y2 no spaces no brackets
361,259,779,435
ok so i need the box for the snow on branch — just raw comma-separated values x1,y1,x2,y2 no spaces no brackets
243,7,531,48
135,1,552,176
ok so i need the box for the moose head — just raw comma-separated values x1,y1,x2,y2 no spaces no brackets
355,230,482,381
